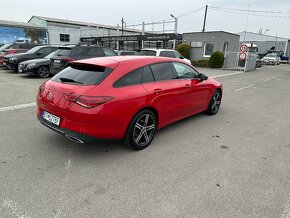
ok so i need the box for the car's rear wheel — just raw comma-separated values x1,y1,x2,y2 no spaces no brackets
37,66,50,78
206,90,222,115
124,110,157,150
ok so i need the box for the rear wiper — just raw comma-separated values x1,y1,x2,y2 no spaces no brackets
59,77,83,84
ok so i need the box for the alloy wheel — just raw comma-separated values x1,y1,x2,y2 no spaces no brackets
38,67,49,78
133,114,155,147
211,92,221,113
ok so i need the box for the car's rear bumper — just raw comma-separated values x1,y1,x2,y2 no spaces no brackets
37,115,116,144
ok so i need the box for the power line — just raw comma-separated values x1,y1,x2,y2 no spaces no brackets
177,7,205,18
209,6,290,15
210,7,290,19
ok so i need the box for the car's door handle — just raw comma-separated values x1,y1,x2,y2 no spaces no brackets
185,84,191,88
154,89,162,94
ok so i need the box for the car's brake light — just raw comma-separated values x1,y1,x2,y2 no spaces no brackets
64,94,113,109
76,96,113,109
39,83,45,95
63,94,79,102
61,57,75,63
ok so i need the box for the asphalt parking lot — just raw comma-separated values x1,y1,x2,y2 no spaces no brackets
0,65,290,218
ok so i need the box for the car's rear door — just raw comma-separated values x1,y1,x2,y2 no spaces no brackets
141,62,184,126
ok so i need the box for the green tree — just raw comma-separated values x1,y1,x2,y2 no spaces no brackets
176,44,190,59
208,51,225,68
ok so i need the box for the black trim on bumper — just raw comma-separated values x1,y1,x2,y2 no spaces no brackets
37,116,117,144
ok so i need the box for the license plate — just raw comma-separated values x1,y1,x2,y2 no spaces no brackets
3,62,6,66
18,69,22,73
42,111,61,126
54,60,61,63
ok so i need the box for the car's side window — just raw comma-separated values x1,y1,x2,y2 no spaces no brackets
142,66,155,84
103,48,117,56
39,48,52,56
174,51,182,59
159,51,175,58
114,68,143,88
172,62,199,79
150,62,176,81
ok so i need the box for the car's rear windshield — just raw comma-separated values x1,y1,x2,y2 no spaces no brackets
51,65,113,85
54,48,72,57
140,50,156,56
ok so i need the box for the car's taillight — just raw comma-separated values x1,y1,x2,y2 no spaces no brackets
39,83,45,95
63,94,113,109
61,57,75,63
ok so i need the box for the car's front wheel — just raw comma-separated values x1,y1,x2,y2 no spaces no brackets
206,90,222,115
124,110,157,150
37,66,50,78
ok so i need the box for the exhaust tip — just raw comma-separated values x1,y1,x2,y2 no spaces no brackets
66,135,84,144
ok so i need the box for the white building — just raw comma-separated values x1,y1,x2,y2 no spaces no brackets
239,31,290,57
28,16,143,45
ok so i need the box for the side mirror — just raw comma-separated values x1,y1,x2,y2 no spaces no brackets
180,56,184,59
37,51,42,55
199,73,208,81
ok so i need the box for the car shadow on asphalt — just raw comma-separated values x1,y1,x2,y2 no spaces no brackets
41,112,210,159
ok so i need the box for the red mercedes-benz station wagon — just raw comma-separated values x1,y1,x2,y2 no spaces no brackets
37,56,222,149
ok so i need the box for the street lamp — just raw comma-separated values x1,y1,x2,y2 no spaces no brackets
170,14,178,49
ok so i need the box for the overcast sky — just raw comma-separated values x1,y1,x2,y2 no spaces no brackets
1,0,290,38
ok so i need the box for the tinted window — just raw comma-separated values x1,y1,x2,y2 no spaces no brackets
114,68,143,87
172,62,199,79
27,46,42,54
142,66,154,83
103,48,117,56
174,51,182,58
54,48,72,57
52,65,112,85
120,51,135,56
150,63,175,81
39,47,52,56
159,51,175,58
140,50,156,56
92,47,105,57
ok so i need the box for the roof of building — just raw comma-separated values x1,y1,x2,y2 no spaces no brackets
183,31,240,37
0,19,44,29
29,16,143,33
238,31,289,42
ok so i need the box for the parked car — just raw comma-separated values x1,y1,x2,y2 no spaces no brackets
18,51,56,78
261,53,281,65
117,50,140,56
37,56,222,150
140,48,191,65
50,45,117,75
3,45,57,72
0,43,32,67
256,55,262,68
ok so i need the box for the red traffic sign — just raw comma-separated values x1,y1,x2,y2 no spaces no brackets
240,44,248,52
239,52,247,61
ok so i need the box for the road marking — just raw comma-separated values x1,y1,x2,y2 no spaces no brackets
2,200,31,218
212,71,244,78
0,103,36,112
264,76,279,82
234,84,255,92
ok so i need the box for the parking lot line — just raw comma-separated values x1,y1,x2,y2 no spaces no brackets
211,71,244,78
234,84,255,92
0,103,36,112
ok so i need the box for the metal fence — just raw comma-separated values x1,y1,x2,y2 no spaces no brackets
223,52,257,72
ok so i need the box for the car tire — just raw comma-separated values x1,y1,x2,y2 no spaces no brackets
123,110,157,150
37,66,50,78
206,90,222,115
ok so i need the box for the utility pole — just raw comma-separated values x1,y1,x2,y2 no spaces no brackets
121,17,124,36
202,5,208,32
170,14,178,49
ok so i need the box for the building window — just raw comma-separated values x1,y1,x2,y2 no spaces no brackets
203,42,215,57
60,34,70,42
